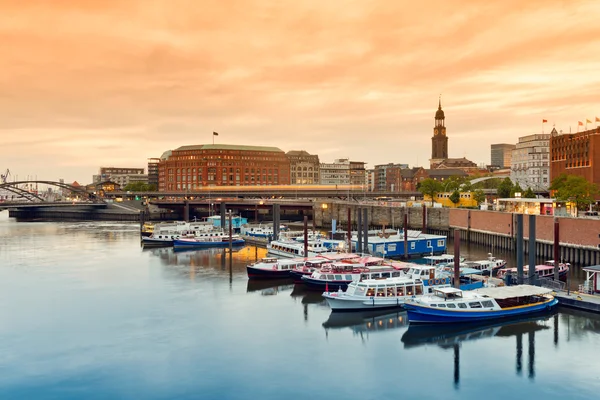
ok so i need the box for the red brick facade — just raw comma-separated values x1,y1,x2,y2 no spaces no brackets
550,127,600,185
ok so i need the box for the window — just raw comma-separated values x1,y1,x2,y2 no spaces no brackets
334,274,342,280
345,275,352,280
438,304,446,308
447,303,456,308
457,303,467,309
481,300,494,308
468,302,482,308
411,242,415,250
437,240,444,247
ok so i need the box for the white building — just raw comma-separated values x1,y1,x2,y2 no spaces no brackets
510,133,550,190
319,159,366,186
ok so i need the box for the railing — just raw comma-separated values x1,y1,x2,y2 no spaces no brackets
539,277,565,291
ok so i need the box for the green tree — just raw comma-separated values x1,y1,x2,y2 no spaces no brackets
511,183,524,197
473,189,486,205
124,182,155,192
550,174,599,209
449,190,460,206
523,187,536,198
418,178,442,202
497,177,514,198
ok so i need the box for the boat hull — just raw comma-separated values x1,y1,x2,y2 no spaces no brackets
323,293,409,312
173,239,245,248
301,276,352,292
405,297,559,324
290,270,312,284
246,266,292,279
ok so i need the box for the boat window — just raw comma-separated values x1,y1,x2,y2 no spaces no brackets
372,273,380,279
431,304,437,307
392,272,401,277
366,288,375,297
481,300,494,308
405,285,414,296
468,302,482,308
387,287,395,296
446,303,456,308
376,287,385,297
415,285,423,295
397,286,405,296
457,303,467,309
327,275,334,280
354,286,365,295
345,275,353,280
334,274,342,280
381,272,390,278
438,304,446,308
361,274,369,280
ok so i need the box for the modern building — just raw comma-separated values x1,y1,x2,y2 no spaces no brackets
491,143,516,168
147,158,160,188
110,173,149,188
366,169,375,192
93,167,145,184
319,158,366,186
157,144,290,191
550,126,600,187
286,150,320,185
511,133,550,190
374,163,409,191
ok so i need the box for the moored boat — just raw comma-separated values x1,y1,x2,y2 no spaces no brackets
246,257,320,279
463,253,506,276
497,260,570,282
301,262,405,292
267,238,343,258
173,234,245,249
404,285,558,324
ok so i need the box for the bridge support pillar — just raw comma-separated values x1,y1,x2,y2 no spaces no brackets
184,200,190,222
528,214,536,285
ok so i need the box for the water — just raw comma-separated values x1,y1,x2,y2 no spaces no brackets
1,211,599,399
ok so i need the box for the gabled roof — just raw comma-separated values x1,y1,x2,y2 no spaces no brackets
286,150,314,156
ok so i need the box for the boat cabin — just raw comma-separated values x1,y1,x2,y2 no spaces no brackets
580,265,600,294
345,277,424,298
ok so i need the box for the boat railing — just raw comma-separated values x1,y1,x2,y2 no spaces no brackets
539,277,565,291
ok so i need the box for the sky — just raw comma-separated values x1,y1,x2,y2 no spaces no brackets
1,0,600,184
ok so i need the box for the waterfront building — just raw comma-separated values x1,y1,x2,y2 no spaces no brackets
366,169,375,192
147,158,160,188
374,163,409,191
286,150,320,185
157,144,290,191
511,133,550,190
93,167,145,184
110,173,149,188
491,143,516,168
319,158,366,186
550,126,600,187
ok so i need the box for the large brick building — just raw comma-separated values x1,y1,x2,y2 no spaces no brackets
550,126,600,185
158,144,290,191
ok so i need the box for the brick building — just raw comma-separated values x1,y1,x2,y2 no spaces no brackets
157,144,290,191
550,126,600,185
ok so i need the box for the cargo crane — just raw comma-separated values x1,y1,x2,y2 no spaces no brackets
1,168,10,184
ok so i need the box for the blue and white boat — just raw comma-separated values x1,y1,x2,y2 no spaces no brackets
352,229,447,258
404,285,558,324
173,234,245,249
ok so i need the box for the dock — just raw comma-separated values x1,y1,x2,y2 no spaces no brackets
555,291,600,314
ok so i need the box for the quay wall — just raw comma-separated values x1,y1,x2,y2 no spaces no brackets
314,202,600,265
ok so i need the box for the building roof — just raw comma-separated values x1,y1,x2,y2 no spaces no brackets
400,167,421,178
426,169,468,177
286,150,314,156
174,144,284,153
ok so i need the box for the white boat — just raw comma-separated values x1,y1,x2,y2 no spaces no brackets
267,239,342,258
323,276,448,311
497,260,569,282
463,253,506,275
422,254,465,266
142,228,231,246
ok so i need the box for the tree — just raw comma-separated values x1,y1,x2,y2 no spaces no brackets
523,188,536,198
124,182,156,192
497,177,514,198
473,189,486,205
418,178,442,202
449,190,460,206
511,183,524,197
550,174,599,210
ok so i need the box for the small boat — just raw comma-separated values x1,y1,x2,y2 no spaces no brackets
246,257,319,279
322,276,452,312
497,260,570,282
301,263,405,292
463,253,506,276
422,254,465,266
173,234,245,249
404,285,558,324
140,222,155,237
267,239,343,258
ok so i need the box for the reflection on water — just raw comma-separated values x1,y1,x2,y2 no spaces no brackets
2,213,600,400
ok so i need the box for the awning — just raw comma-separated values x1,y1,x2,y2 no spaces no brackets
474,285,553,299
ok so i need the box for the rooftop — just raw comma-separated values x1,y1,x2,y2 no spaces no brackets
174,144,284,153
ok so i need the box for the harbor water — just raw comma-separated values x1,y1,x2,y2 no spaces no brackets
1,211,599,400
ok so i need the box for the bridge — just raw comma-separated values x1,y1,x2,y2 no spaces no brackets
0,180,99,202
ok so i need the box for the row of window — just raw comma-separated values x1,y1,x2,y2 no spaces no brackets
430,300,494,309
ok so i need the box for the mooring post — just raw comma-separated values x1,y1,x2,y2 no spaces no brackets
347,207,352,252
303,215,308,258
553,218,560,282
403,212,408,259
228,210,233,254
220,203,226,230
516,214,524,284
528,214,536,285
362,208,369,255
357,207,363,254
454,229,460,289
422,204,427,234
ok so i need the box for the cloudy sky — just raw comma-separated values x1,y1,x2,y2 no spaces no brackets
2,0,600,184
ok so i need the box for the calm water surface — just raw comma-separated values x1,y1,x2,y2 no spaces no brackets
1,211,599,400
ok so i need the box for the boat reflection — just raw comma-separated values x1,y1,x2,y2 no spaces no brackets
246,278,294,294
322,310,408,333
290,284,327,305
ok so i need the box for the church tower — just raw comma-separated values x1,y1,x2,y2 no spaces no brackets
430,97,448,168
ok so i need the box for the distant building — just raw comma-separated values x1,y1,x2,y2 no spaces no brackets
158,144,290,191
110,173,149,188
550,126,600,188
511,133,550,190
286,150,320,184
374,163,409,191
491,143,516,168
366,169,375,192
319,158,366,186
431,157,478,172
94,167,145,185
147,158,160,188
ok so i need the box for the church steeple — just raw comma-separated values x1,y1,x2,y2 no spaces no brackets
431,96,448,166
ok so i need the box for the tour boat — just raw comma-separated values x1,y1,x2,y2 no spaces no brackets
422,254,465,266
141,222,222,245
172,232,245,249
497,260,570,282
267,239,343,258
246,257,325,279
322,276,451,311
403,285,558,324
463,253,506,275
301,262,406,292
240,224,288,239
287,253,362,283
